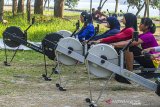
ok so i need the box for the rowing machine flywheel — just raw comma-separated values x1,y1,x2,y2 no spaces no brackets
56,37,83,65
42,33,63,60
3,26,26,48
57,30,72,38
87,44,118,78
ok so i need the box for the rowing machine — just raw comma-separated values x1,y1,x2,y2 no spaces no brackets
85,31,160,107
54,24,99,91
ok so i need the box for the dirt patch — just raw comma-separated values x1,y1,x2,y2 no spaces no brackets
0,73,160,107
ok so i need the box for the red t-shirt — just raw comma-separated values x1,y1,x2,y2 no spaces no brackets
100,28,134,43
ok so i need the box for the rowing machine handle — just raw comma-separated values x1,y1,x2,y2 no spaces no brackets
25,17,35,33
132,31,139,42
24,17,36,36
76,20,80,30
121,31,138,51
120,10,124,14
86,24,99,44
95,24,99,35
107,9,110,14
70,20,80,37
155,78,160,96
32,17,35,24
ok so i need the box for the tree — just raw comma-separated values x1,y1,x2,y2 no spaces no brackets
125,0,159,17
125,0,145,16
17,0,24,13
26,0,31,22
144,1,147,17
145,0,160,17
44,0,51,10
34,0,43,14
115,0,119,13
12,0,18,16
150,0,160,9
0,0,4,22
54,0,64,18
65,0,79,8
98,0,108,9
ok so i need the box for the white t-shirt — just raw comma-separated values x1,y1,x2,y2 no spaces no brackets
154,46,160,52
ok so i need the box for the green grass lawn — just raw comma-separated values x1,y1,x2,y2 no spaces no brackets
1,11,159,41
0,12,81,41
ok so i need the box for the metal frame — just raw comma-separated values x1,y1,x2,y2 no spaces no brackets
86,52,157,91
54,43,86,91
85,48,159,106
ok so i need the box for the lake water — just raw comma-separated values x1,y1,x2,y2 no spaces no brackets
76,2,160,17
5,0,160,17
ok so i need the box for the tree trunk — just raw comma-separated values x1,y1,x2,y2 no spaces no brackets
26,0,31,22
101,0,108,9
127,5,130,12
54,0,64,18
44,0,50,11
144,2,147,18
17,0,24,13
146,0,150,17
136,2,145,16
34,0,43,14
48,0,50,11
44,0,47,10
115,0,118,13
12,0,17,16
99,0,103,7
0,0,4,22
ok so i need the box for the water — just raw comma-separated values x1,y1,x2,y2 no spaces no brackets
76,2,160,17
4,0,160,17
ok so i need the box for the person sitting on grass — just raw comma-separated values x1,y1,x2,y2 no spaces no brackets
77,11,95,42
92,16,120,40
92,8,98,20
92,7,107,23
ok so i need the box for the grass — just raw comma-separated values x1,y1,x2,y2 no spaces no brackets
0,11,159,92
0,11,108,41
1,11,160,41
0,12,81,41
0,11,159,106
0,49,88,95
0,50,57,95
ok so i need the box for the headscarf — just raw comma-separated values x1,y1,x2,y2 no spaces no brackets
81,11,93,24
106,16,120,30
123,13,137,31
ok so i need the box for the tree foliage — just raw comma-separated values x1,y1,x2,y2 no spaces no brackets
150,0,160,9
125,0,160,10
125,0,144,9
65,0,79,8
125,0,160,16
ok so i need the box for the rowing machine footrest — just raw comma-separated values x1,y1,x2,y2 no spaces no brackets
155,78,160,96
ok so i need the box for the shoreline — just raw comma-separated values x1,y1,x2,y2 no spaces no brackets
4,5,160,18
